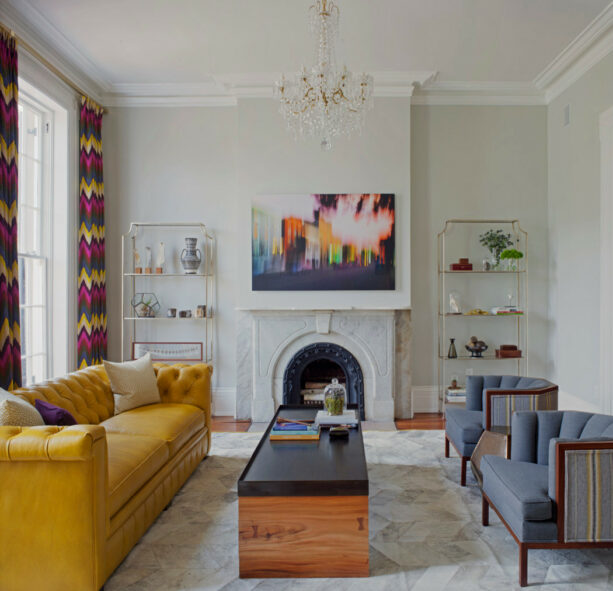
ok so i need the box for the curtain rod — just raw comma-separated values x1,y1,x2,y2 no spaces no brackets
0,21,106,112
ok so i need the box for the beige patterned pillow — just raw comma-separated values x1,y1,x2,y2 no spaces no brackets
0,390,45,426
103,353,161,415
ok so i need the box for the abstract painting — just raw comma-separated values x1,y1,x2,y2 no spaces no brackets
252,194,395,291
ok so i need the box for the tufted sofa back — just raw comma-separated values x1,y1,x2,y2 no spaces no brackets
511,410,613,466
13,365,113,424
466,375,553,411
11,362,213,426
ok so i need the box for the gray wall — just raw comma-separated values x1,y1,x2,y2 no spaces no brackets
411,106,550,387
104,101,552,408
103,98,412,408
104,107,239,395
547,51,613,410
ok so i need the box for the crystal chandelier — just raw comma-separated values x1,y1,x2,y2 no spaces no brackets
274,0,374,151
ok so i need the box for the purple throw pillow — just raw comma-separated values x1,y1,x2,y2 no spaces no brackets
34,399,77,426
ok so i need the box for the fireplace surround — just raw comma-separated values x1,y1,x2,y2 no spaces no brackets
236,309,411,422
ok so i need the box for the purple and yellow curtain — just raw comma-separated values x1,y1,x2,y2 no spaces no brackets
0,31,21,390
77,97,106,368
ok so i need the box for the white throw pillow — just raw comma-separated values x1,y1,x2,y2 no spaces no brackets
103,353,161,415
0,389,45,426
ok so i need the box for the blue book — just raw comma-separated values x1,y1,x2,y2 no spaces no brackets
273,422,310,431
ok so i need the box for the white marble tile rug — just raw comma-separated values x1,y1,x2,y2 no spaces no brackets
106,431,613,591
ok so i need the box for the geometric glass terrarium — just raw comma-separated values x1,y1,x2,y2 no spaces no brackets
131,293,160,318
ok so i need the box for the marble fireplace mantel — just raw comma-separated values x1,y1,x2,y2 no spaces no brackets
236,308,411,422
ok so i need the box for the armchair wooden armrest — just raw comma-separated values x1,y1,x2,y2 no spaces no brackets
485,385,558,430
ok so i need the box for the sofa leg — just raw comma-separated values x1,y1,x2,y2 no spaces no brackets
482,496,489,526
519,543,528,587
445,435,450,458
461,457,468,486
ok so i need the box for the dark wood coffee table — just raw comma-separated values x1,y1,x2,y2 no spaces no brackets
238,405,369,578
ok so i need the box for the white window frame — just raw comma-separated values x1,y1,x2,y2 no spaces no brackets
18,93,53,385
17,51,78,378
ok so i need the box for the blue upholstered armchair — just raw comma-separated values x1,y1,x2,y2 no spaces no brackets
445,375,558,485
481,410,613,587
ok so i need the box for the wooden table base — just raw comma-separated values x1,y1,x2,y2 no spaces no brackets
238,495,369,578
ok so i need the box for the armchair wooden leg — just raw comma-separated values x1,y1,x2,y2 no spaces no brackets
445,435,450,458
461,456,468,486
519,543,528,587
482,496,489,526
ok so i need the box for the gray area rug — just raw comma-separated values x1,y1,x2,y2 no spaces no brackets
106,431,613,590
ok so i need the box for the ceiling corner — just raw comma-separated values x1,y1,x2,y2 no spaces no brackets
0,0,110,103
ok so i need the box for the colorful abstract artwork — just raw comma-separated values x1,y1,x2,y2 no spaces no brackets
252,194,395,291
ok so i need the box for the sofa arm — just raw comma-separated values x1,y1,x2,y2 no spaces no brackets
0,425,108,591
484,385,558,430
553,439,613,543
155,363,212,426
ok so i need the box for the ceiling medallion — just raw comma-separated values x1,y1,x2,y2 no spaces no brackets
274,0,374,151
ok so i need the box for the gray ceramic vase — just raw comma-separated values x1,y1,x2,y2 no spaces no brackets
180,237,201,274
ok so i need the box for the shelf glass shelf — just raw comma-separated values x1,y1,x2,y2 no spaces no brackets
439,355,524,361
123,317,212,321
439,270,525,274
123,273,211,277
441,313,524,318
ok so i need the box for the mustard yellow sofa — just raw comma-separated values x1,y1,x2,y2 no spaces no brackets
0,362,212,591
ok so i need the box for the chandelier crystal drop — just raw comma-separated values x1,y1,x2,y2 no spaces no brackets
274,0,374,151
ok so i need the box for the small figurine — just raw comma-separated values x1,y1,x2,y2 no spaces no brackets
144,246,152,274
449,292,461,314
134,248,142,274
155,242,165,274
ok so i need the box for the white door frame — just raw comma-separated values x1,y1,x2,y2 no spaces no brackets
599,106,613,415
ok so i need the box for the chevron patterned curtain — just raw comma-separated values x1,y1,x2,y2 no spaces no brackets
77,96,106,368
0,31,21,390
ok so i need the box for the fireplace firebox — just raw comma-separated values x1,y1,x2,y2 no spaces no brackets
282,342,365,420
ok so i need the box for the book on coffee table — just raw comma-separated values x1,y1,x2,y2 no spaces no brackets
269,418,321,441
315,409,358,427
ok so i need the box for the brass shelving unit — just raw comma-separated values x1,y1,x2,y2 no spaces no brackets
437,219,528,411
121,222,215,363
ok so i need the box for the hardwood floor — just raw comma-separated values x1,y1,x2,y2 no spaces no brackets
211,413,444,432
395,412,445,430
211,416,251,432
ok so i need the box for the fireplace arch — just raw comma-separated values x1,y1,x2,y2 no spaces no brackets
282,342,365,420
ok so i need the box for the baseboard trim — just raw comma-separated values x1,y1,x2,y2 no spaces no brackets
411,386,439,413
212,387,236,417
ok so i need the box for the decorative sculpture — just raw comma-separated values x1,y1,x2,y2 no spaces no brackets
134,247,142,274
155,242,165,274
144,246,152,274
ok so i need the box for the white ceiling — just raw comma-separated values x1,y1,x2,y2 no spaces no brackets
10,0,612,87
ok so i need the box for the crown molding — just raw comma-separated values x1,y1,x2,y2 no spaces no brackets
534,2,613,103
105,95,238,108
412,81,546,106
0,0,109,103
104,82,237,107
218,70,438,99
102,71,438,106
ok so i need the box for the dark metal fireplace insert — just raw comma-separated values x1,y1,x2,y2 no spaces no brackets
282,342,365,420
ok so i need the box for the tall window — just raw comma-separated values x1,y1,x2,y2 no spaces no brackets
17,95,51,385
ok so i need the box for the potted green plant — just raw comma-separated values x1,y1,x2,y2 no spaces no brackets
500,248,524,271
479,229,513,269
